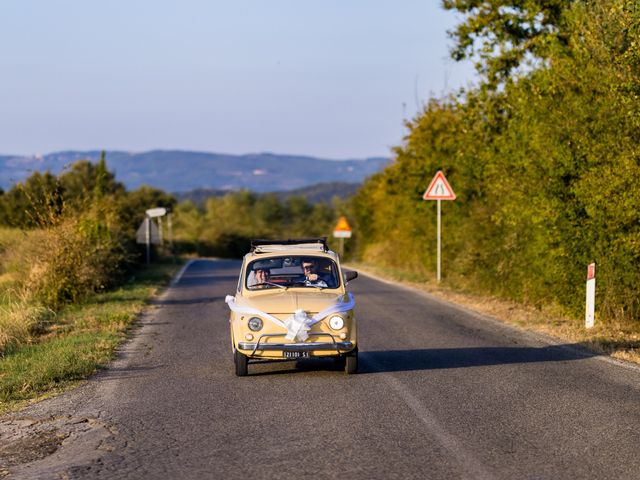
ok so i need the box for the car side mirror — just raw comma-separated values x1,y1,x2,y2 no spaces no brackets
343,270,358,284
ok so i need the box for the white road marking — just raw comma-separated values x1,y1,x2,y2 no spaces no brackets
170,259,197,286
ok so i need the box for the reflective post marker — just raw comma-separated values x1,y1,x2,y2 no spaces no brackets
585,263,596,328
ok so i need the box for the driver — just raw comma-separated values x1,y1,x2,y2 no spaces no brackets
301,258,329,287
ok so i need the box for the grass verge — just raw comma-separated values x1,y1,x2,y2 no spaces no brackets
0,259,182,414
349,262,640,365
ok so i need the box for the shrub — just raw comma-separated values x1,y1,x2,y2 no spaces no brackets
0,291,53,355
20,207,130,310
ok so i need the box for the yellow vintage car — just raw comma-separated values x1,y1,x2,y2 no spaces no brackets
226,238,358,376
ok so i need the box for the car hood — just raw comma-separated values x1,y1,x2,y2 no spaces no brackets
238,291,347,315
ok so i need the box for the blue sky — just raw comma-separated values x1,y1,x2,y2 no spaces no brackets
0,1,474,159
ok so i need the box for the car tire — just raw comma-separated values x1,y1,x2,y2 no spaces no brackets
235,350,248,377
345,347,358,375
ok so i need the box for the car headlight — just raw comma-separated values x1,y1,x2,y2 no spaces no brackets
248,317,263,332
329,315,344,330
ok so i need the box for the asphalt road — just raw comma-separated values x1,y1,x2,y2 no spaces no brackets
3,259,640,479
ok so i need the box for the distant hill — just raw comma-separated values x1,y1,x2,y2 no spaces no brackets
0,150,389,193
173,188,230,204
175,181,361,205
273,181,361,203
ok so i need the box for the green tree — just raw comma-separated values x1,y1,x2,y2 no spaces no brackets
0,172,63,227
120,185,177,229
443,0,573,87
94,150,109,200
59,159,124,210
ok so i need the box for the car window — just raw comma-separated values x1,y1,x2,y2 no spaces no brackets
245,255,339,290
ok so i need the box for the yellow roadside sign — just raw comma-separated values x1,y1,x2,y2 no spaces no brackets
334,216,351,232
333,216,351,256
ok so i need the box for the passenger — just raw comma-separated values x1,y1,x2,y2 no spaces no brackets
248,268,271,288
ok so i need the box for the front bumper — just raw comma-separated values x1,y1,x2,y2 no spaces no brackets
238,333,354,356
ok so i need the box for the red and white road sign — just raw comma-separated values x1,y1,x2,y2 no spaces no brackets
423,171,456,200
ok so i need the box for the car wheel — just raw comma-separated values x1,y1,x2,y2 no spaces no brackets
345,347,358,375
235,349,248,377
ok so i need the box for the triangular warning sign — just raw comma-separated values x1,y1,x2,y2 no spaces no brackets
136,217,162,245
423,171,456,200
334,216,351,232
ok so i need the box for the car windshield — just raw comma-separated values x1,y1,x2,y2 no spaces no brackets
246,255,339,290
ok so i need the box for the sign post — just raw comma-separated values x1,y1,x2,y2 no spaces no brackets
585,263,596,329
146,207,167,248
437,198,441,282
333,216,352,258
145,215,151,264
423,171,456,283
136,209,164,264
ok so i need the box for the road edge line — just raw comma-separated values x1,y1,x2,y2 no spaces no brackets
170,259,197,286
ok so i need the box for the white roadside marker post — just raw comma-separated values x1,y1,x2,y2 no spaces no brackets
423,171,456,283
585,263,596,329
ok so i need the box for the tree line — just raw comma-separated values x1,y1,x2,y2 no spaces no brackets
172,190,347,257
0,155,348,309
0,153,176,310
352,0,640,322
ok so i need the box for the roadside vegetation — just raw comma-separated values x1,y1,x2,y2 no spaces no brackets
171,191,351,258
352,1,640,337
0,155,180,410
0,260,178,412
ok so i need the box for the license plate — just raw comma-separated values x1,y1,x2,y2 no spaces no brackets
283,351,310,359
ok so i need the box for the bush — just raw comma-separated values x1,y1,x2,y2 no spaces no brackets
21,209,129,310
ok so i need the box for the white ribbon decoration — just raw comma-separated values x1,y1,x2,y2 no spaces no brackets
224,295,287,328
284,310,312,341
225,293,355,342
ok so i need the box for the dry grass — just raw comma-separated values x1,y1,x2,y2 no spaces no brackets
0,217,129,355
0,291,54,354
0,259,181,412
350,262,640,365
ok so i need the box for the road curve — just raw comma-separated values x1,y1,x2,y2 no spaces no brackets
2,259,640,479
